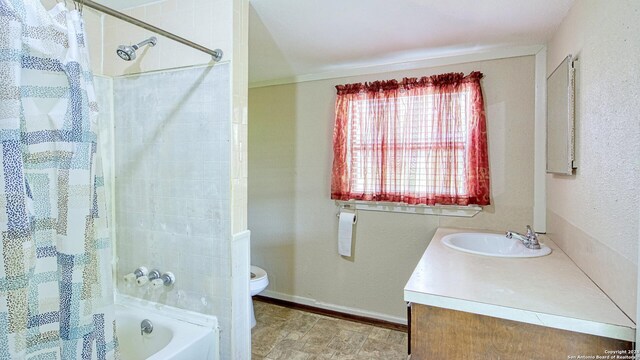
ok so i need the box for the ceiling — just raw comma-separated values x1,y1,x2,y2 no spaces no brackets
249,0,574,85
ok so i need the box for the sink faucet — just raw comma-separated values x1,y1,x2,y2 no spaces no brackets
506,225,541,249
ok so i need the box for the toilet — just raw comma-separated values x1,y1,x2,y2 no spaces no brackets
249,265,268,328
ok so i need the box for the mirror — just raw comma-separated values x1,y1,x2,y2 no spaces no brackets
546,55,576,175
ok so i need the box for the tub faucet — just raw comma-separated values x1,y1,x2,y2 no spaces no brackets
140,319,153,335
506,225,541,249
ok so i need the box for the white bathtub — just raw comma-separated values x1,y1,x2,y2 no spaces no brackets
115,295,219,360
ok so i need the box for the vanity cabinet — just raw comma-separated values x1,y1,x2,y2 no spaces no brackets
404,228,636,360
408,303,632,360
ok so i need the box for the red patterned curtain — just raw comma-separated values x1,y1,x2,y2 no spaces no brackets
331,71,490,206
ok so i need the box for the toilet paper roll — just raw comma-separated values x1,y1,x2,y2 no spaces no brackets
338,212,357,257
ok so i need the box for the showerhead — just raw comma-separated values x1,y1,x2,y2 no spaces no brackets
116,36,157,61
116,45,135,61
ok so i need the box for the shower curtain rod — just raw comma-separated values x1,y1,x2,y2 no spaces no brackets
72,0,223,62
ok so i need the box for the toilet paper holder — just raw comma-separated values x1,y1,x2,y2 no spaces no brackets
336,205,357,224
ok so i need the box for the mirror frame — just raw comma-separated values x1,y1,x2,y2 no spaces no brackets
546,55,576,175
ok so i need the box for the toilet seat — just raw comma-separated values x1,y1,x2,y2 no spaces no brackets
249,265,269,327
250,266,268,295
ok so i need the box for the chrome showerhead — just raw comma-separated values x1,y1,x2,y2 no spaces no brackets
116,36,157,61
116,45,136,61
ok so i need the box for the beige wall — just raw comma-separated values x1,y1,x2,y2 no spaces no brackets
546,0,639,321
39,0,232,77
98,0,232,76
249,56,536,320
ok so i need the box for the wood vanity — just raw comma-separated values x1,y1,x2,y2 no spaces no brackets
404,228,635,360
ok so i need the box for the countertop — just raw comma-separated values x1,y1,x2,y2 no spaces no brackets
404,227,636,341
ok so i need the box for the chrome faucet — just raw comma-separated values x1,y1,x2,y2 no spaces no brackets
140,319,153,336
506,225,541,249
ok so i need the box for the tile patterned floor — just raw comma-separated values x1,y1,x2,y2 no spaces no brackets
251,300,408,360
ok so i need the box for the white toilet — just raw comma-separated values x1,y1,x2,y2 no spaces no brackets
249,265,268,328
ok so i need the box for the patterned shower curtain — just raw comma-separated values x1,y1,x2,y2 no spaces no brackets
0,0,118,359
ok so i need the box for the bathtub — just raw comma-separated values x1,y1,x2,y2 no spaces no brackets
115,295,219,360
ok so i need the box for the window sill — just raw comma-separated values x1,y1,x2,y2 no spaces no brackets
335,200,482,218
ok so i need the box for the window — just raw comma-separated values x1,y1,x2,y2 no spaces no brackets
331,72,490,206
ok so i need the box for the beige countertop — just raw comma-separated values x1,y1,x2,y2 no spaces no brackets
404,227,636,341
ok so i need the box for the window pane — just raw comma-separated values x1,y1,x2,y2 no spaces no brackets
349,90,470,198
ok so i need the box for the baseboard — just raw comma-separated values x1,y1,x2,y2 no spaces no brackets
257,290,407,332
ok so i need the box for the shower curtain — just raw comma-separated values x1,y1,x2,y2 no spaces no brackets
0,0,118,359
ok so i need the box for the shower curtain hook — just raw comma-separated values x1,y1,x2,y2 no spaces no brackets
72,0,82,12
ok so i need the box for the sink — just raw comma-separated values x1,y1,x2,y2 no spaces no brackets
441,232,552,258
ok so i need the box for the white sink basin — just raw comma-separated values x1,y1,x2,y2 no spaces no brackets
441,232,552,258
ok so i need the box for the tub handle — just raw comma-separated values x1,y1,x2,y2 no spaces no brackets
161,272,175,286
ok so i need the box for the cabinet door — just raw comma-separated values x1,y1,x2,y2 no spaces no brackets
410,304,632,360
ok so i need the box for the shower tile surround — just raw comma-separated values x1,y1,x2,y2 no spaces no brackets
103,64,232,353
94,76,115,223
68,0,248,355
